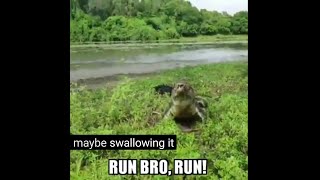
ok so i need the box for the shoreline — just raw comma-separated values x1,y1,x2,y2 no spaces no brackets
70,40,247,49
70,35,248,48
71,60,248,90
71,69,173,90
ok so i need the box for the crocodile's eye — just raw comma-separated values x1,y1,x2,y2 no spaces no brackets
178,84,184,88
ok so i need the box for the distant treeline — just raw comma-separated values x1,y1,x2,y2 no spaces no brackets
70,0,248,42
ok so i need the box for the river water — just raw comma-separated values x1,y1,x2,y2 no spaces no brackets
70,42,248,87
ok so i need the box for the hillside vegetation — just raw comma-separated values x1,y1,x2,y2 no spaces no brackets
70,0,248,42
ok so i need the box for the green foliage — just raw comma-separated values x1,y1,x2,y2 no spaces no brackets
164,27,180,39
70,0,248,42
216,18,232,35
70,61,248,179
181,23,199,37
231,11,248,34
145,17,163,30
200,23,218,35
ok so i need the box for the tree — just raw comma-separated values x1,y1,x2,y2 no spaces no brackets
70,0,248,42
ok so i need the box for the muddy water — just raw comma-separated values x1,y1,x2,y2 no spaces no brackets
70,42,248,88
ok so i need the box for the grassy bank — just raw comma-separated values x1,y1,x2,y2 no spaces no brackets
70,61,248,179
179,35,247,42
70,35,247,48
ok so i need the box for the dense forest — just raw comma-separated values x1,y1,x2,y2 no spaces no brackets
70,0,248,42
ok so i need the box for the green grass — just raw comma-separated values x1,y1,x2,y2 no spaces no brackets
70,61,248,180
179,35,247,42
